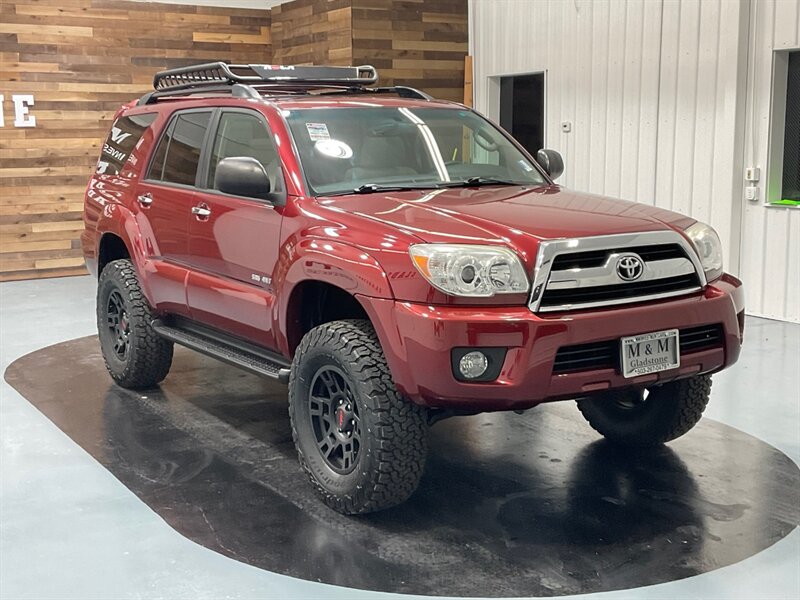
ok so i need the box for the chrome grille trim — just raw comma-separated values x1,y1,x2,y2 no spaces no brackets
528,231,706,313
546,256,696,289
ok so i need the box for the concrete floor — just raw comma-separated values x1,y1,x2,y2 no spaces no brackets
1,275,799,600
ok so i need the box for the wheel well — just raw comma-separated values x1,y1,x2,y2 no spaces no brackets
286,281,369,354
98,233,130,276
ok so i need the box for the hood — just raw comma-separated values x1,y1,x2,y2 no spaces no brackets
320,185,695,248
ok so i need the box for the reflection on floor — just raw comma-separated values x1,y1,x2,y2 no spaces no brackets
6,335,798,597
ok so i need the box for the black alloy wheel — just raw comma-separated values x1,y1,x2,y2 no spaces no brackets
288,319,429,514
613,388,650,410
309,366,362,474
96,259,173,389
106,289,131,360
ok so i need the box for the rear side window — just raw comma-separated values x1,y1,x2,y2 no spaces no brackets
96,113,156,176
147,111,212,186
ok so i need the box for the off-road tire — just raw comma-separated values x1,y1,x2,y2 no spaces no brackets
577,375,712,446
288,319,428,514
97,259,173,389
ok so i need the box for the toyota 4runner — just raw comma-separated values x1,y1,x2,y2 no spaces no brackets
82,63,745,514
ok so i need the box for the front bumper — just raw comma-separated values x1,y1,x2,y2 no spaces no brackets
360,274,744,411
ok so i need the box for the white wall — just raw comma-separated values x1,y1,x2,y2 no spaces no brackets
740,0,800,321
473,0,662,205
470,0,799,322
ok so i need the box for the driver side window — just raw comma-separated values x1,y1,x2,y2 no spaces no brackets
206,111,283,198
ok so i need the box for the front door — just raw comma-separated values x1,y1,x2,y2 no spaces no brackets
136,108,213,315
186,108,285,349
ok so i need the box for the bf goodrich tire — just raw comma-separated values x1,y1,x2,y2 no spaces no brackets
97,259,173,389
577,375,712,446
288,319,428,514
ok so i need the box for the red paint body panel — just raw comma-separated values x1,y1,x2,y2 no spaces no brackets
82,92,745,411
360,275,743,410
186,189,283,346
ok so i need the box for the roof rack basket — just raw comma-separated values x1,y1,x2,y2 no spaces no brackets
153,62,378,93
139,62,433,104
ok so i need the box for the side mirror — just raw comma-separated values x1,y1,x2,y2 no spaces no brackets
536,149,564,181
216,156,272,201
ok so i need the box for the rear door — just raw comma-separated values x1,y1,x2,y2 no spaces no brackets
136,108,213,314
186,108,285,349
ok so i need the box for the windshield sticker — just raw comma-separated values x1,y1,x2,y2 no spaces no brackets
315,139,353,159
305,122,331,141
518,159,534,172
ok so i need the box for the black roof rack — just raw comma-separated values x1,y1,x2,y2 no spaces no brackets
138,62,434,105
154,62,378,92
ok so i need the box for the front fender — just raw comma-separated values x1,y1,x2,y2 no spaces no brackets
273,237,393,355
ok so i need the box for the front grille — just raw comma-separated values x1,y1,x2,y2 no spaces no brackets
551,244,686,270
540,274,701,308
552,324,724,374
534,233,705,312
679,324,725,352
552,340,619,373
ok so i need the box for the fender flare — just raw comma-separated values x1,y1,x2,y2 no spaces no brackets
96,204,157,305
273,237,393,355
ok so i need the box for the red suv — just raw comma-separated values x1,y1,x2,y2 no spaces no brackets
82,63,744,514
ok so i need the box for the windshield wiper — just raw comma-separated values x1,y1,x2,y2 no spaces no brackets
348,183,441,194
324,179,522,197
445,176,522,187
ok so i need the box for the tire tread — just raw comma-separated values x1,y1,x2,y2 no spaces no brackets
577,375,712,446
97,259,173,389
289,319,427,514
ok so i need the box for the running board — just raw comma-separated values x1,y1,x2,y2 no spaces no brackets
152,319,291,383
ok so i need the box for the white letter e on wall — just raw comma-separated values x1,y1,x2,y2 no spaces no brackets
12,95,36,128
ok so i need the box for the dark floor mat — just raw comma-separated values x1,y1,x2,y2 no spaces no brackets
5,335,799,597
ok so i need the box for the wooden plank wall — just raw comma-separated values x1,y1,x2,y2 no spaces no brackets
271,0,353,66
351,0,468,102
0,0,271,281
271,0,468,100
0,0,467,281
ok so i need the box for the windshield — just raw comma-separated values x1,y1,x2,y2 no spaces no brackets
283,106,547,195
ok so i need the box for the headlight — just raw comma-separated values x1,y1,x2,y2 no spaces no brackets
409,244,529,297
684,221,723,281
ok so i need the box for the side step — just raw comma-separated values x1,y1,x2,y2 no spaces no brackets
152,319,291,384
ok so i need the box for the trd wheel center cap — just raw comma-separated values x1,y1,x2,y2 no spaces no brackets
334,404,354,438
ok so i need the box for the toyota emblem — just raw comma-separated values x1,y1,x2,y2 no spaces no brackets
616,254,644,281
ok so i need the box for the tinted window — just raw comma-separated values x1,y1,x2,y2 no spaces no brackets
782,51,799,201
148,111,212,186
147,119,171,181
207,112,281,196
97,113,156,176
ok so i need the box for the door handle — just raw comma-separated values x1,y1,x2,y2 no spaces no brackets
191,204,211,218
137,193,153,207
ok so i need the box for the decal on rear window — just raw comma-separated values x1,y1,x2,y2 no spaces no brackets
97,113,157,176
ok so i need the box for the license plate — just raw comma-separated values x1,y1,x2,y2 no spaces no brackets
620,329,680,378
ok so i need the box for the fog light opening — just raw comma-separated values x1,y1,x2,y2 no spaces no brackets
459,351,489,379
